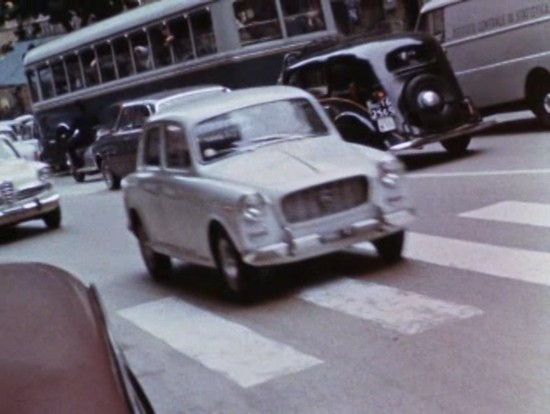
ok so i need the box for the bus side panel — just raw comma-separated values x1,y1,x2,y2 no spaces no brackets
439,0,550,109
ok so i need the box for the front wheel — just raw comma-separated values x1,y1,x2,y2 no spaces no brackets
42,206,62,229
136,224,172,281
373,231,405,263
101,160,121,190
440,135,471,155
214,232,257,301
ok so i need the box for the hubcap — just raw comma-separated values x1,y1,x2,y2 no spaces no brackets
219,238,240,291
543,93,550,113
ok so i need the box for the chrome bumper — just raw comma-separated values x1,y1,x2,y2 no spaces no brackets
243,208,415,266
0,194,60,227
389,120,496,152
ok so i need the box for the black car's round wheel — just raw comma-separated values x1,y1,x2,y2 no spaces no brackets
42,206,62,229
136,224,172,281
101,160,121,190
373,231,405,263
214,232,256,301
440,135,471,155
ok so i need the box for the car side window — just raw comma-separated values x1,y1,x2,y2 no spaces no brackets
143,127,162,167
164,123,190,169
134,105,151,128
117,107,135,130
288,64,327,98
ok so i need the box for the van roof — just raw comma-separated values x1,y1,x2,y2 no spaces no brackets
420,0,463,14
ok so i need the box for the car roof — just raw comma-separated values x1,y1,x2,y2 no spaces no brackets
121,85,229,108
285,32,431,70
149,85,313,125
0,263,131,414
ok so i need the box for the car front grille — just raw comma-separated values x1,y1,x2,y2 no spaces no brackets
17,183,50,201
282,176,368,224
0,181,15,204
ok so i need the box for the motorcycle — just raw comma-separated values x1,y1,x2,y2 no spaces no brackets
56,123,100,183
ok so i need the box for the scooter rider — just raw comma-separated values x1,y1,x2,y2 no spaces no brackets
66,101,97,168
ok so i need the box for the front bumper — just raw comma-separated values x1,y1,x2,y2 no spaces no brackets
242,208,415,266
389,119,496,152
0,193,60,227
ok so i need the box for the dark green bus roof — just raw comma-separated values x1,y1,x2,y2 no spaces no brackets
24,0,214,66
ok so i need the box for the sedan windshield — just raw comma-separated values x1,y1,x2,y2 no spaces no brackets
195,98,328,162
0,138,18,160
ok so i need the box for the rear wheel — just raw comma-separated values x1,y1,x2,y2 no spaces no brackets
441,135,471,155
214,231,257,301
373,231,405,263
101,160,121,190
136,224,172,281
43,206,62,229
528,83,550,127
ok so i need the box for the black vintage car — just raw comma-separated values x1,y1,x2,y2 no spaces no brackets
0,262,154,414
72,85,230,189
279,32,494,154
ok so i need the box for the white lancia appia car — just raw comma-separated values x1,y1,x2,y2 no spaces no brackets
0,137,61,229
122,86,414,299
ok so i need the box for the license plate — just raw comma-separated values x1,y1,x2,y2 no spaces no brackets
367,97,395,120
377,116,396,132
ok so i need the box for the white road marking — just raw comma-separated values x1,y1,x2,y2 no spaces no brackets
299,278,482,335
459,201,550,228
118,297,323,388
403,233,550,287
408,168,550,179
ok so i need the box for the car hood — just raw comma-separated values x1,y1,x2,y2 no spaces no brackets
0,159,41,186
202,137,385,192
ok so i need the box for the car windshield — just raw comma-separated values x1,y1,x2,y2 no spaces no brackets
195,98,329,162
0,138,19,160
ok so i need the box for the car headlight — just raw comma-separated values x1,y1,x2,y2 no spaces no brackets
378,157,404,188
239,193,268,222
38,166,51,182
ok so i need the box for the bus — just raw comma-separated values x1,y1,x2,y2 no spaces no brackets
23,0,337,168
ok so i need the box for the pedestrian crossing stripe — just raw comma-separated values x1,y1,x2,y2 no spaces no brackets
298,278,482,335
118,297,323,388
402,232,550,288
459,201,550,228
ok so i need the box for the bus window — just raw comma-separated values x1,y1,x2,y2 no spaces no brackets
26,70,40,102
281,0,326,36
51,59,68,96
82,48,100,87
233,0,282,45
112,37,133,78
37,64,54,100
97,42,117,82
167,16,193,62
190,8,217,57
66,53,84,91
150,22,174,68
129,30,152,72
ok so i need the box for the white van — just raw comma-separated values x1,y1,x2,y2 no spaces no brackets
417,0,550,125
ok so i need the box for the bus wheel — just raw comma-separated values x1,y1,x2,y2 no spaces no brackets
72,169,85,183
529,84,550,127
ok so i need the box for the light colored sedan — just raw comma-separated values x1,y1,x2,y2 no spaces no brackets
0,137,61,229
123,86,414,299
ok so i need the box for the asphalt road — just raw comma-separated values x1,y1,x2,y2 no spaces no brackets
1,111,550,414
